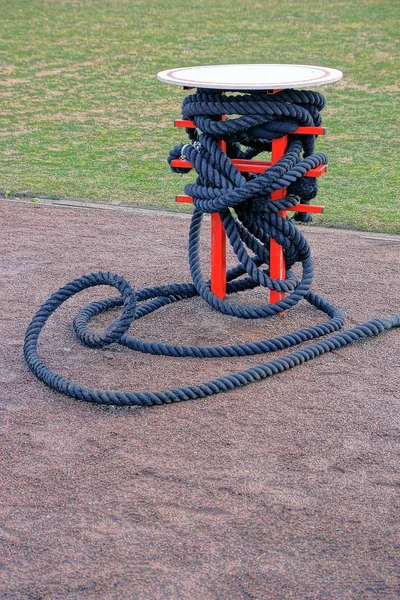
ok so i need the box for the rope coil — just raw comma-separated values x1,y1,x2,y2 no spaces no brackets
24,89,399,407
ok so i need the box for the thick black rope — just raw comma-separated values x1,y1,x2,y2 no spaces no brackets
24,89,399,407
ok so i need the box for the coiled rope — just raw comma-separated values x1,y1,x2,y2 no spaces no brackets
24,89,399,407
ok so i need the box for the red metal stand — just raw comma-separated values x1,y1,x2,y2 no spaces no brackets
173,102,326,307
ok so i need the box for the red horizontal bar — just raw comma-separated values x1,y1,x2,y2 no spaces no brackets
292,204,324,214
295,126,326,135
171,158,327,178
174,120,326,136
174,119,196,128
176,195,193,203
175,195,323,213
231,159,327,177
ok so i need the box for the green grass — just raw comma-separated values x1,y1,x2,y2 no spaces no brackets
0,0,399,233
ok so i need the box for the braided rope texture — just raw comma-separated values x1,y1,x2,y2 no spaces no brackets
24,89,399,407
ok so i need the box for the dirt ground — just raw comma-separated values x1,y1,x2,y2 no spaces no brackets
1,199,399,600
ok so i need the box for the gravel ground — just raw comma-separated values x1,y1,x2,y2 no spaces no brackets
1,200,399,600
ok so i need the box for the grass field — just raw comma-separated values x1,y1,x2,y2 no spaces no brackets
1,0,399,233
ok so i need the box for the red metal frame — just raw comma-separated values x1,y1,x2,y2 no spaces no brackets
174,95,327,306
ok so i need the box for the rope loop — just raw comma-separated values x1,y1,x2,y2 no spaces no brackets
23,89,399,406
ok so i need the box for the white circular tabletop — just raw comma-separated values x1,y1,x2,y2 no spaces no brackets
157,64,343,90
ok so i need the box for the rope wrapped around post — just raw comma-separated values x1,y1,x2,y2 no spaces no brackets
24,89,399,407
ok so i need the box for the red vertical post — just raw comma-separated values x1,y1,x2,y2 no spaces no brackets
211,115,227,298
269,135,288,305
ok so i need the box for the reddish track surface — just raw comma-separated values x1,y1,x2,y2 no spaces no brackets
1,200,399,599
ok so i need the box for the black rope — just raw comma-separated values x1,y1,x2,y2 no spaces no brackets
24,89,399,407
